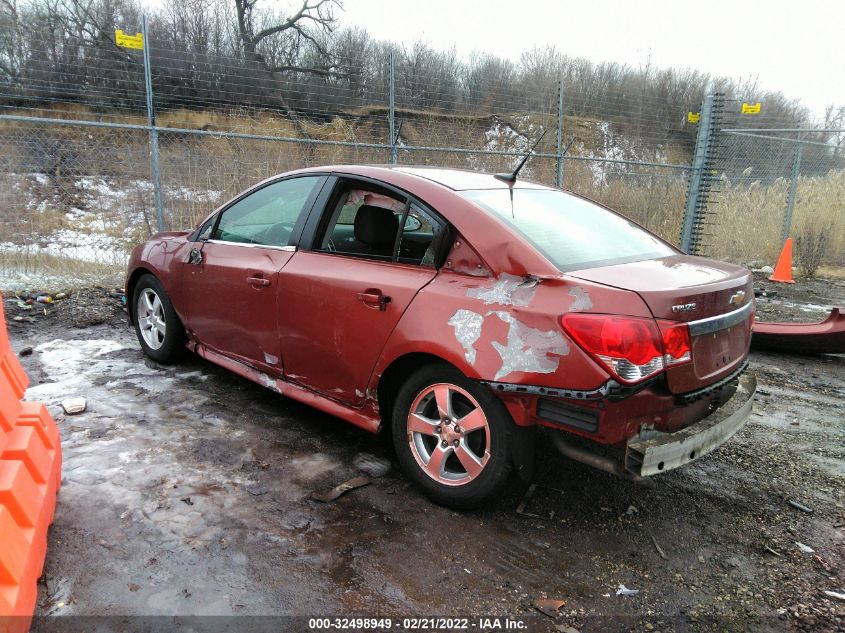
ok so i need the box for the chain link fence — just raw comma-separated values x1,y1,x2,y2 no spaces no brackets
682,97,845,270
1,23,841,290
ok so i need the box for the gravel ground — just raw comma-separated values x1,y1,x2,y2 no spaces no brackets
753,272,845,323
2,283,844,633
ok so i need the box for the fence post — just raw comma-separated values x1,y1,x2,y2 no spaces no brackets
388,51,397,165
555,79,565,188
783,139,803,242
141,14,165,233
680,94,716,254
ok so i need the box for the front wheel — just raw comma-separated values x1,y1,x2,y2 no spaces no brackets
132,274,185,364
392,364,512,509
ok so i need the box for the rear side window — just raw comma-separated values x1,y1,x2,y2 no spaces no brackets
460,189,674,271
213,176,321,247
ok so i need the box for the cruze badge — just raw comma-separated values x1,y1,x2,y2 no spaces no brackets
672,303,697,313
728,291,747,307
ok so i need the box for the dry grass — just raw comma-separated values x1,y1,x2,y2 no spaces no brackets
2,106,843,288
707,169,845,267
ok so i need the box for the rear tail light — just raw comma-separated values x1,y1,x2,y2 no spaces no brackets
561,314,691,384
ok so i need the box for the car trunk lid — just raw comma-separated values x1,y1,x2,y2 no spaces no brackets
567,255,754,393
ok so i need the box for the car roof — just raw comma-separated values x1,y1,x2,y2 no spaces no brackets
390,166,553,191
291,164,554,192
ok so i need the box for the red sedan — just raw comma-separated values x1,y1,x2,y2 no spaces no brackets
127,166,756,508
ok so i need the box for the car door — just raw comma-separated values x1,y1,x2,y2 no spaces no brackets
278,178,449,405
180,175,325,372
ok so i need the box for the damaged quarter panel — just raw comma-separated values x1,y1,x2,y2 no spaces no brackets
371,268,653,427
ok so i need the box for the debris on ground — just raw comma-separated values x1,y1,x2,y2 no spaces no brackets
353,452,391,478
789,500,814,513
515,483,559,519
822,590,845,601
616,584,639,596
18,345,33,356
625,505,638,515
650,535,668,560
764,545,782,557
533,598,566,618
246,482,270,496
311,475,370,503
795,541,815,553
60,397,87,415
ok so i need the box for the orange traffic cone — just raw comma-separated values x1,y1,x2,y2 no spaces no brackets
768,238,795,283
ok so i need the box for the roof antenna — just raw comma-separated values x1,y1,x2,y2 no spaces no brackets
494,129,548,184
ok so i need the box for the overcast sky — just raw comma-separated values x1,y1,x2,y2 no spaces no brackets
337,0,843,119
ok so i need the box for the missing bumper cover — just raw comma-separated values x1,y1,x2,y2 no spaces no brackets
626,370,757,477
482,376,656,401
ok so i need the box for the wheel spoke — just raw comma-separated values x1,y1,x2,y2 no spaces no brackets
455,442,484,479
153,319,166,337
142,291,155,312
425,444,449,478
433,384,452,419
408,413,438,436
456,407,487,433
152,295,162,316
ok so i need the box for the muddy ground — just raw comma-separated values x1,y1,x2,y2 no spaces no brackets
2,281,844,633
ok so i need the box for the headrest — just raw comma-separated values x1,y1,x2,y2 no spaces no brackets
354,205,399,249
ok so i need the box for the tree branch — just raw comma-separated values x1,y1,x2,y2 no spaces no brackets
269,64,347,78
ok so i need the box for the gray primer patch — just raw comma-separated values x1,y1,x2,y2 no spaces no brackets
263,352,279,365
467,273,538,307
488,311,569,380
568,286,593,311
448,309,485,364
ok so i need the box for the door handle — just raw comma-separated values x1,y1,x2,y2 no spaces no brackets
247,276,271,287
357,290,391,311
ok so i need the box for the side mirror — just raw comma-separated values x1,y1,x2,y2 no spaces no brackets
403,215,422,232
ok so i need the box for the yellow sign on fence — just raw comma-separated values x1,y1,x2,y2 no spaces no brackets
687,111,700,123
115,29,144,50
741,102,762,115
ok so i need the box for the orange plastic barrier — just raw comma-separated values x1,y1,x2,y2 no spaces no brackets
768,237,796,284
0,294,62,633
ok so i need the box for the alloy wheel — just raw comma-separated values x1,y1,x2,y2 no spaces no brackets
137,287,166,350
407,383,491,486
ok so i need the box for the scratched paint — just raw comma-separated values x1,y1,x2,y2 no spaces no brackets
448,309,485,364
488,311,570,381
263,352,279,365
259,373,282,393
466,273,538,307
568,286,593,312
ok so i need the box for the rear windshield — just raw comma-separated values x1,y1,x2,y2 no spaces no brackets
460,189,675,271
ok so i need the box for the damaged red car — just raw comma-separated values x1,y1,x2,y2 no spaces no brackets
127,166,756,508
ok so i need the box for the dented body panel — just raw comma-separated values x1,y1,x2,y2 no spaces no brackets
127,165,756,478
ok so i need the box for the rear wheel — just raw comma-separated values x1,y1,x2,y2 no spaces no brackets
132,274,185,364
392,364,512,509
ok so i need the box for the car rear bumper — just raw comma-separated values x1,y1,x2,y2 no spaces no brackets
623,370,756,476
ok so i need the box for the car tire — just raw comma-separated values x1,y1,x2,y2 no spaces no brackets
392,364,512,509
132,274,185,364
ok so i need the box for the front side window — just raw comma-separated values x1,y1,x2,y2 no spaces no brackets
213,176,321,247
460,189,675,271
